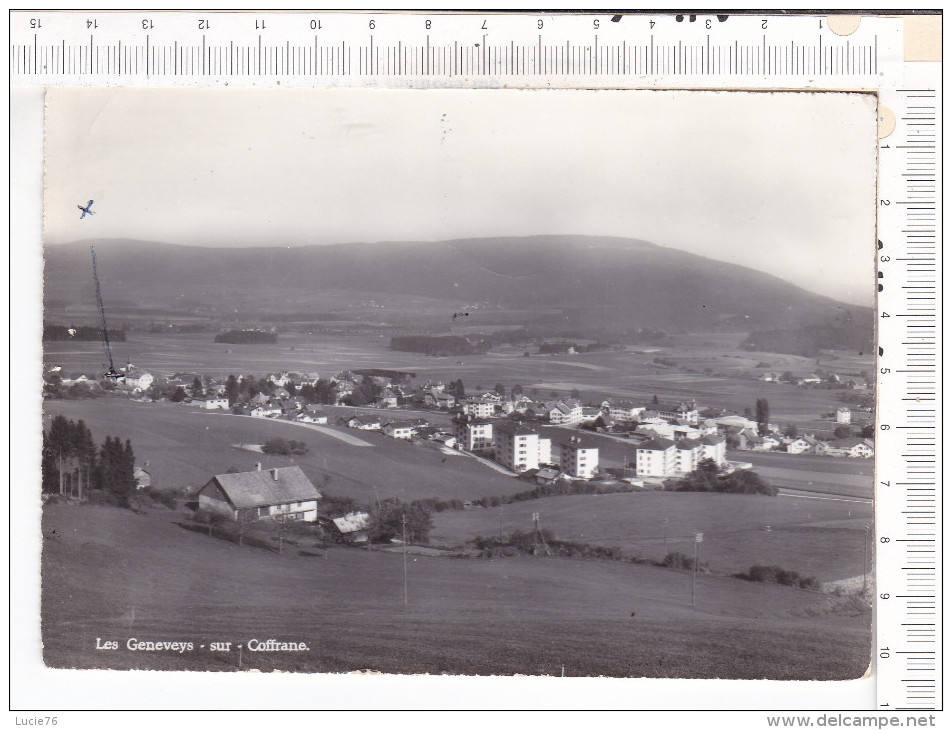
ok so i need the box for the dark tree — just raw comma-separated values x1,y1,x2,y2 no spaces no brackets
97,436,136,507
782,424,798,438
191,376,204,399
370,499,433,545
860,424,875,438
570,389,581,400
755,398,770,435
170,386,187,403
652,394,659,405
225,374,240,402
834,425,855,439
511,384,523,397
494,383,506,397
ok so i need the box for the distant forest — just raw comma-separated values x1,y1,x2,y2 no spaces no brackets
390,335,490,356
214,330,278,344
43,324,126,342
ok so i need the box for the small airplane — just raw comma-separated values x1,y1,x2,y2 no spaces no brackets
451,311,469,321
78,200,95,219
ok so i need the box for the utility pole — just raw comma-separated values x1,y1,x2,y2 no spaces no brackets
58,452,64,496
663,516,669,556
692,532,703,610
402,511,408,608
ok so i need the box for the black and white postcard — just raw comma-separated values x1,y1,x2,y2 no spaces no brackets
31,86,878,701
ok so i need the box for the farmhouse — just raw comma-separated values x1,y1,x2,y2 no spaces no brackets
197,465,322,522
195,396,229,410
835,407,852,424
297,406,328,424
117,368,154,393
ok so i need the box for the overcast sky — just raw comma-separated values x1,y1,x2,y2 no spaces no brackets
45,87,877,306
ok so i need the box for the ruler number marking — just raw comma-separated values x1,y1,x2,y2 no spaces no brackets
142,19,153,30
310,20,322,30
198,19,210,31
369,19,375,30
86,19,98,30
29,18,41,29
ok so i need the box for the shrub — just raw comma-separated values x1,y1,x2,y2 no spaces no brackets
744,564,820,591
660,551,695,571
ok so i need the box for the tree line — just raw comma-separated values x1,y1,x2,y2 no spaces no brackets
41,415,138,506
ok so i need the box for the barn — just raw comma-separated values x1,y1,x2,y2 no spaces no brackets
197,465,322,522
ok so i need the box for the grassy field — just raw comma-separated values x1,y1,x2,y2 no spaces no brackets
43,399,520,505
41,503,871,678
430,490,872,583
44,331,870,431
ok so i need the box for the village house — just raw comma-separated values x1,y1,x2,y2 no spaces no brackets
346,415,381,430
133,465,152,490
456,416,494,452
651,400,700,425
818,437,874,458
197,465,322,522
835,407,852,424
424,391,456,409
117,368,154,393
557,435,599,480
493,421,551,472
382,421,415,440
545,399,583,425
268,372,292,388
375,389,399,408
297,405,329,424
634,438,678,477
250,392,272,406
250,404,282,418
786,435,821,455
195,396,230,410
601,400,645,423
432,433,457,449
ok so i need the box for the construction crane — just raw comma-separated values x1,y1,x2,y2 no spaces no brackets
90,245,123,380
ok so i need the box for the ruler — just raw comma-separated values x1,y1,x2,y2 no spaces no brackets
11,9,941,711
11,11,900,87
876,69,942,711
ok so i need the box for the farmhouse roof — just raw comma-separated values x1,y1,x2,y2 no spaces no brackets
384,421,416,430
535,467,560,480
204,466,321,510
637,438,676,451
675,438,703,449
699,435,726,446
560,436,597,450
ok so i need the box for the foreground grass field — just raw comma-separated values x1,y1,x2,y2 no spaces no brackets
44,399,522,505
430,491,872,583
42,503,871,678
